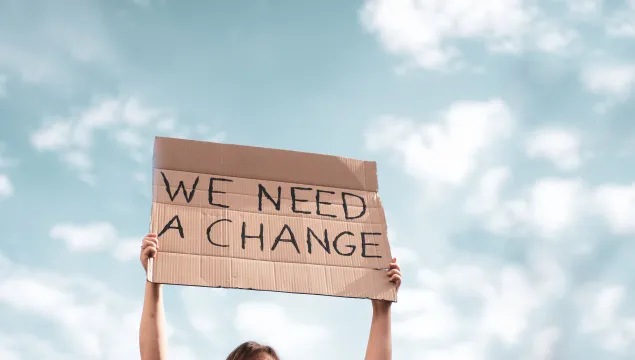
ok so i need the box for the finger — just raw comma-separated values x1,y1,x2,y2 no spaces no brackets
388,262,401,271
142,237,158,249
386,268,401,277
142,246,157,259
146,233,157,238
389,274,402,285
141,242,157,253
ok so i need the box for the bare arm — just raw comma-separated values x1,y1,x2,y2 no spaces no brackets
139,233,168,360
364,259,402,360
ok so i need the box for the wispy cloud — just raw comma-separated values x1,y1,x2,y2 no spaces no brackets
234,301,329,359
359,0,585,71
0,175,13,200
525,127,583,171
580,62,635,112
365,99,514,187
30,96,176,184
0,251,195,359
0,0,116,87
0,143,16,200
49,222,142,261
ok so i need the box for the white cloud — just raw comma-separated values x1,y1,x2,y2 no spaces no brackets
121,97,164,127
0,251,195,359
31,120,74,151
365,99,514,186
0,333,72,360
386,229,420,266
112,239,144,262
535,29,576,53
581,63,635,97
180,287,230,349
0,145,16,199
606,0,635,38
63,151,92,171
395,256,564,360
49,222,141,260
468,174,586,239
502,178,585,238
30,97,226,182
465,166,511,215
0,345,19,360
593,183,635,235
195,124,227,143
169,345,199,360
0,0,115,86
526,326,560,360
358,0,585,71
234,301,329,359
30,96,175,182
580,63,635,112
0,174,14,199
116,129,144,149
391,245,420,266
606,18,635,38
469,172,635,240
157,118,176,132
566,0,603,15
359,0,539,70
50,222,116,252
578,284,635,355
393,286,459,342
525,127,582,171
209,131,227,143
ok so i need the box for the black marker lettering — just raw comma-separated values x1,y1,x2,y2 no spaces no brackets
161,171,199,203
158,215,184,238
316,190,337,218
208,177,233,208
333,231,355,256
241,222,264,251
307,227,330,254
271,224,300,254
361,232,382,258
291,187,312,215
258,184,281,211
342,192,367,220
206,219,232,247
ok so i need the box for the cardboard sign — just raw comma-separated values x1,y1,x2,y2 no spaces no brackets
147,136,397,301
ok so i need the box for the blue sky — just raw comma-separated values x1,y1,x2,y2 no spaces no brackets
1,0,635,359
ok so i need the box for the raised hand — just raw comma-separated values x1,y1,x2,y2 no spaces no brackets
371,257,402,312
140,233,158,273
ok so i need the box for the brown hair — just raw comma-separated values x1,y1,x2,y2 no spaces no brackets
226,341,280,360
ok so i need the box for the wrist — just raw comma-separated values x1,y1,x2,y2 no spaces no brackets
145,280,162,295
372,300,392,316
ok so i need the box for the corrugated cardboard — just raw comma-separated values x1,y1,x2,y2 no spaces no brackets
147,136,397,301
